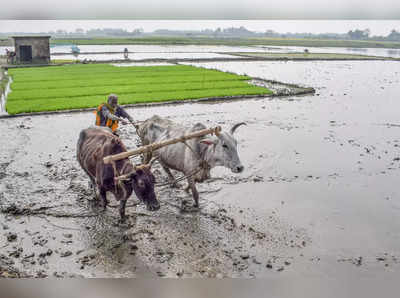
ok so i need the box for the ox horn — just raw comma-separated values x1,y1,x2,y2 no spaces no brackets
230,122,246,135
115,171,135,182
135,157,159,170
115,164,139,181
133,164,147,171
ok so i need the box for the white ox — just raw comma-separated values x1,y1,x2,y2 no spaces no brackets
137,115,245,207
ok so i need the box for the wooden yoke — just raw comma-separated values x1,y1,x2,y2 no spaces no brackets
103,126,222,164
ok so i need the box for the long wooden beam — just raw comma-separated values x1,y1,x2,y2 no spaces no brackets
103,126,221,164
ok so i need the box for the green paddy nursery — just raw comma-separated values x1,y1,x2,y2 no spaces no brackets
6,64,272,114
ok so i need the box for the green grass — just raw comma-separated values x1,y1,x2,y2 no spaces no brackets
51,59,77,64
48,37,400,49
6,64,271,114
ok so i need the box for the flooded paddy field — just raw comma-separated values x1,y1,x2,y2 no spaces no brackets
254,45,400,58
51,52,239,62
1,60,400,279
3,44,400,62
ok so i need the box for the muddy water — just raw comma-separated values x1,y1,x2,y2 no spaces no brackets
1,60,400,278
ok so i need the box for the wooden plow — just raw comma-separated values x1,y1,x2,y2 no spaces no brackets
103,126,222,165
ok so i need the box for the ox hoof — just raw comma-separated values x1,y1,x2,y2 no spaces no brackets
99,200,109,209
147,203,160,212
180,201,199,212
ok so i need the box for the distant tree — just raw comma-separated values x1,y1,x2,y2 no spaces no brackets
86,28,134,37
264,30,277,37
132,28,144,35
201,29,214,36
56,29,67,35
387,29,400,41
214,27,222,37
347,28,370,40
75,28,84,34
222,26,254,37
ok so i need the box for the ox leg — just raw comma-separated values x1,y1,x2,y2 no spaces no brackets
160,163,178,188
119,199,127,222
99,188,108,210
88,177,97,198
80,163,96,197
187,177,199,208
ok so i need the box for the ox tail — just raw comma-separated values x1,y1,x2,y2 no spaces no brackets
76,129,91,176
76,129,87,161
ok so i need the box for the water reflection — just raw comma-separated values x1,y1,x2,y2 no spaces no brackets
52,52,237,61
345,47,367,52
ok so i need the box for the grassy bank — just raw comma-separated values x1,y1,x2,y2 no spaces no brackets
51,37,400,49
6,64,272,114
229,52,391,60
2,36,400,49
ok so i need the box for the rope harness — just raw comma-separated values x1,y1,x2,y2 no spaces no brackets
111,123,219,189
111,159,131,195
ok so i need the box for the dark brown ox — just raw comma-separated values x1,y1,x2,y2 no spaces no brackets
76,127,159,221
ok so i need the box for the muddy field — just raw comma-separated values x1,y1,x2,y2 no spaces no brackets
1,60,400,279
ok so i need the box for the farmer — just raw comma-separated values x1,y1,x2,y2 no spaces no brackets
95,94,135,135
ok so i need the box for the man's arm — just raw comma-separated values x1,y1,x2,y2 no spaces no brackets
102,106,125,122
116,106,134,123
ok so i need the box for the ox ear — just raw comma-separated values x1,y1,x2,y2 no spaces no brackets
200,138,217,146
128,171,137,180
128,165,137,178
230,122,246,135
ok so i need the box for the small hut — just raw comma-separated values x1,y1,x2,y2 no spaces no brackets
11,36,51,64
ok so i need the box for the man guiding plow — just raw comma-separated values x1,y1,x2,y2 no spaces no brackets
95,93,136,136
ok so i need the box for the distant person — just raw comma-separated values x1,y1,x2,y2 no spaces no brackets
95,94,135,135
5,49,16,64
124,48,129,59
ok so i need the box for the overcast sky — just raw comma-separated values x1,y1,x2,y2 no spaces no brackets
1,0,400,20
0,0,399,36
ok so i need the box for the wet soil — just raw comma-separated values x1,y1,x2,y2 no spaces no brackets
1,60,400,278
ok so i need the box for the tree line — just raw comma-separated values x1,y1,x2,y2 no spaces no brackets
1,26,400,41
